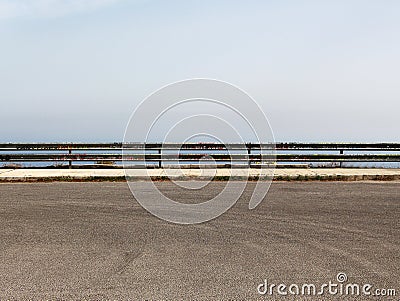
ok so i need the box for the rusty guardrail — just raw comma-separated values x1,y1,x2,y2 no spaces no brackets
1,143,400,168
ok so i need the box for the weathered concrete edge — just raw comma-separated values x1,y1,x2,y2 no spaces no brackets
1,174,400,182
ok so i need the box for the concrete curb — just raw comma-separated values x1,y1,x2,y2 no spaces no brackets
1,169,400,182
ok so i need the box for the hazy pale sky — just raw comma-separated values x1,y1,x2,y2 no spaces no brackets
1,0,399,142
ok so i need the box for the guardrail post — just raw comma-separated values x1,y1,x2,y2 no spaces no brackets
68,149,72,169
339,149,343,168
158,148,161,168
247,145,251,167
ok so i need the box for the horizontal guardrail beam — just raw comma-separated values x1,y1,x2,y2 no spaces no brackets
1,142,400,150
2,154,400,162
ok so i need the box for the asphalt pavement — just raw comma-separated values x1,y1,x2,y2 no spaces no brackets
0,182,398,300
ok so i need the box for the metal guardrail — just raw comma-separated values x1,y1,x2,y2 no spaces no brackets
1,142,400,150
1,143,400,168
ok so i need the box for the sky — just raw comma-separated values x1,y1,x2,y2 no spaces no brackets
0,0,399,142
